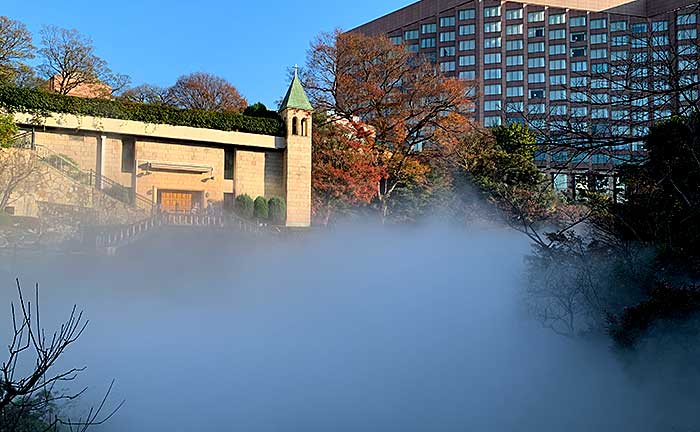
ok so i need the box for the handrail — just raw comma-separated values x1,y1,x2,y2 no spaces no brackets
90,211,278,253
32,143,154,214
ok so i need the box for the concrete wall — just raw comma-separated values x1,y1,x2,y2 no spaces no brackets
135,139,226,207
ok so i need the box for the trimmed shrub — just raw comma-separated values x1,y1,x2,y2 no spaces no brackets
0,86,284,136
235,194,254,219
268,197,286,225
254,196,269,220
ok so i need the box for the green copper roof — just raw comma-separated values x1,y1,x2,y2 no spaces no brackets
279,71,313,111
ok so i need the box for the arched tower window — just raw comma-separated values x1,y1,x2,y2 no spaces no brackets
300,118,308,136
292,117,299,135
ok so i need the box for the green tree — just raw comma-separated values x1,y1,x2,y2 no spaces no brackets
0,113,18,148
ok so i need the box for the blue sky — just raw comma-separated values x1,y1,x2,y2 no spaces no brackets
2,0,408,107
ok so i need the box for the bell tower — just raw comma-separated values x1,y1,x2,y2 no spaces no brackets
279,69,313,227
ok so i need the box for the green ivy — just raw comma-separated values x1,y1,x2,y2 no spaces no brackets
0,86,285,137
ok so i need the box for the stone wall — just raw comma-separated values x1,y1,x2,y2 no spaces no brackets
3,148,147,226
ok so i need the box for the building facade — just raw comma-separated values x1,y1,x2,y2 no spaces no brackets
353,0,700,193
7,75,313,227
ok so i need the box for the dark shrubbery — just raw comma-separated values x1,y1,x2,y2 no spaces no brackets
243,102,281,120
607,284,700,350
254,196,269,220
268,197,286,225
235,194,254,219
0,86,284,136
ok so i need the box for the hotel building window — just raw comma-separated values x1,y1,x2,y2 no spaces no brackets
571,107,588,117
507,86,524,97
484,22,501,33
570,16,586,27
484,68,502,79
459,40,475,50
421,38,436,48
528,42,545,53
571,47,587,57
484,53,502,64
506,24,523,35
571,31,587,42
590,48,607,59
460,24,476,35
506,71,524,81
528,27,545,37
484,116,502,127
678,13,697,25
549,29,566,40
404,30,419,40
440,16,455,27
549,13,566,25
459,70,476,80
484,37,502,48
550,59,566,70
528,57,545,68
528,11,545,22
653,20,669,31
550,89,567,100
422,23,436,33
484,6,501,17
390,36,402,45
506,8,523,20
550,74,566,85
458,9,475,20
484,100,502,111
440,61,456,72
440,31,455,42
507,40,524,51
440,46,455,57
506,55,524,66
550,44,567,55
528,73,545,84
459,55,475,66
611,21,627,32
591,33,608,44
590,18,607,29
571,61,588,72
484,84,502,95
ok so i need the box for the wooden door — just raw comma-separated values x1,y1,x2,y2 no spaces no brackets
160,191,193,213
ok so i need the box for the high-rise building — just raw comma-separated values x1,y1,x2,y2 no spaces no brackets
352,0,700,194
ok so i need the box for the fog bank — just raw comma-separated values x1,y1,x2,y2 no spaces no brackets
2,224,698,431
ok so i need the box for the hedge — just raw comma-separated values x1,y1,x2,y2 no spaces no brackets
235,194,254,219
254,196,269,220
268,197,286,225
0,86,285,137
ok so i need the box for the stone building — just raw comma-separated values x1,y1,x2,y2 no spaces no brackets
7,74,313,227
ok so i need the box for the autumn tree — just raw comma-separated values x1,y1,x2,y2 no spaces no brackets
0,16,34,85
168,72,247,113
37,25,130,96
304,30,472,222
312,114,384,225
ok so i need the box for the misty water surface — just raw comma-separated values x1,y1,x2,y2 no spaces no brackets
1,224,698,431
